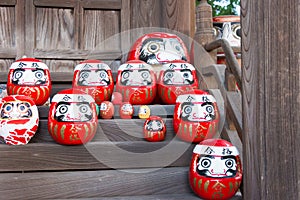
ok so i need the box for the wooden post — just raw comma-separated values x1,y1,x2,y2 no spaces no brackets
242,0,300,199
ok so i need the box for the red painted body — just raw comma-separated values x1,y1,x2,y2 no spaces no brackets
189,139,242,199
115,60,157,105
7,58,51,106
48,89,98,145
173,90,219,143
99,101,114,119
72,60,114,105
157,60,199,104
143,116,166,142
0,95,39,145
119,102,134,119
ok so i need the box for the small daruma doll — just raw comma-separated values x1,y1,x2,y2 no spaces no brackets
0,95,39,145
189,139,242,200
48,89,98,145
7,57,51,106
72,60,114,105
158,61,199,104
127,32,190,65
115,60,157,105
173,90,219,143
143,116,166,142
119,102,134,119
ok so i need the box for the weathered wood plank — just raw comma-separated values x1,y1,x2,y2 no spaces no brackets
241,0,300,199
0,167,193,199
33,0,78,8
81,0,122,9
0,6,15,48
226,91,242,140
0,141,194,171
0,0,16,6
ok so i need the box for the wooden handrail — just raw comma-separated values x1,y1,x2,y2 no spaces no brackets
204,39,242,90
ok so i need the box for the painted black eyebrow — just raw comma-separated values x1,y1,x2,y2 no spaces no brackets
95,69,107,73
57,102,71,106
180,69,192,73
80,69,91,73
13,68,25,72
200,155,215,159
75,102,90,107
201,102,213,107
31,68,45,72
221,155,236,160
142,38,163,46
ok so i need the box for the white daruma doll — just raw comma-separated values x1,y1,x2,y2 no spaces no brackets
7,57,51,106
72,60,114,105
48,89,98,145
157,60,199,104
173,90,219,143
127,32,190,65
189,138,242,200
0,95,39,145
115,60,157,105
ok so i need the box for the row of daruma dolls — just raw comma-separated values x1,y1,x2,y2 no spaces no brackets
0,31,242,200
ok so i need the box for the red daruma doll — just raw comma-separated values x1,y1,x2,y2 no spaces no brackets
173,90,219,143
189,139,242,200
7,57,51,106
72,60,114,105
0,95,39,145
143,116,166,142
158,61,199,104
48,89,98,145
127,32,190,65
115,60,157,105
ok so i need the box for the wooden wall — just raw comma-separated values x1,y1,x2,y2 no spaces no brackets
0,0,195,73
241,0,300,199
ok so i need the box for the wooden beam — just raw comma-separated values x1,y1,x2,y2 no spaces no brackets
242,0,300,199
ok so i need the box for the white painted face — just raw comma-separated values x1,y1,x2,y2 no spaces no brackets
196,155,237,178
163,69,194,85
77,69,110,86
0,101,32,119
54,102,92,122
145,120,163,131
139,38,187,64
120,69,152,86
12,68,47,86
121,104,133,112
181,102,216,122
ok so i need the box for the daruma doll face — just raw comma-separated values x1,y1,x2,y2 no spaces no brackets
0,95,39,145
158,61,199,104
72,60,114,105
189,139,242,200
127,32,190,65
48,89,98,145
7,58,51,106
115,60,157,105
173,90,219,143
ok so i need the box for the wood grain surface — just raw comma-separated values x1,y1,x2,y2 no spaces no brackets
241,0,300,199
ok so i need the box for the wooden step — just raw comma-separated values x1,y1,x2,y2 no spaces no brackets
0,167,193,199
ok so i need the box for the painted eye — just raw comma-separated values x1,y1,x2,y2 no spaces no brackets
147,42,159,53
99,71,107,79
58,105,68,114
80,72,89,79
156,121,162,128
18,103,28,113
165,72,173,79
225,159,235,168
14,71,23,79
173,43,182,52
35,71,44,79
183,105,192,114
200,158,211,168
183,72,190,78
122,71,129,79
141,71,149,79
206,105,214,113
79,105,89,113
232,24,241,39
3,104,13,113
